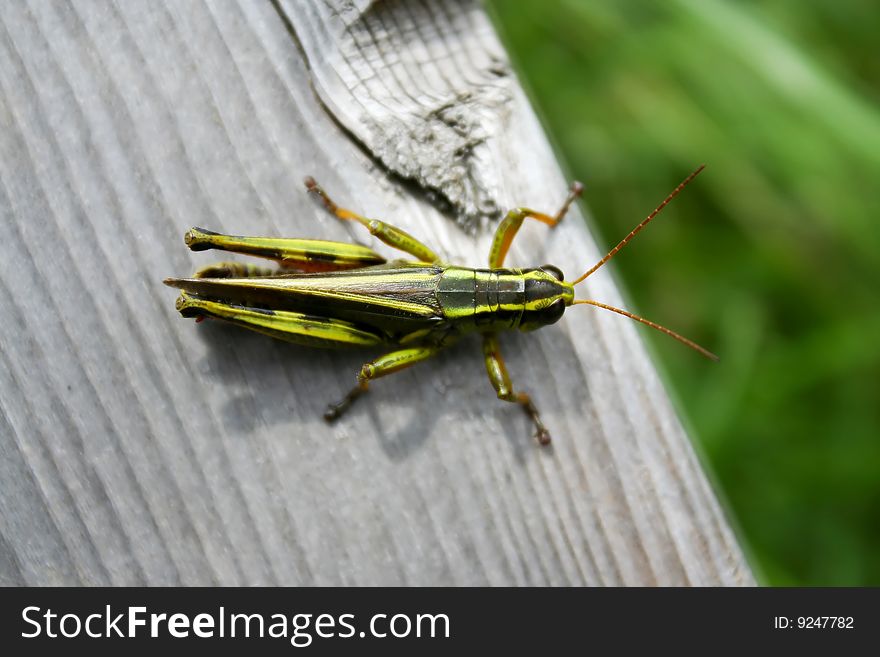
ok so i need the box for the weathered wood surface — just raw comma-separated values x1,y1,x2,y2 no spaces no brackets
0,0,753,586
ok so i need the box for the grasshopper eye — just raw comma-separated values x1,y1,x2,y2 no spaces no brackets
520,297,566,332
540,264,564,281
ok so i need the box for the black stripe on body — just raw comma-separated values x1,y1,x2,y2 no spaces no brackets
436,267,526,332
166,264,446,338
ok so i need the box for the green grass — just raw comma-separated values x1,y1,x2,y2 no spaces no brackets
487,0,880,585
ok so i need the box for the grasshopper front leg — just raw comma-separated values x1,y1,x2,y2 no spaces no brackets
325,345,444,422
482,333,551,446
489,181,583,269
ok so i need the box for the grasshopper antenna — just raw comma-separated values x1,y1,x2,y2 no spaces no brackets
571,300,718,360
570,165,705,286
569,165,716,360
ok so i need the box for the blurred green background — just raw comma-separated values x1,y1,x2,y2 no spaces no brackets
487,0,880,585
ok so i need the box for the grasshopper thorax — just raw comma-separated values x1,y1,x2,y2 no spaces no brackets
518,266,575,332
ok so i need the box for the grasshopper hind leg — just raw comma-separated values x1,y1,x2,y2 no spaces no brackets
193,261,279,279
182,227,385,272
171,293,385,348
324,345,443,422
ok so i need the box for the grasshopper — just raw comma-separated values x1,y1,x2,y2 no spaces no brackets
164,166,715,445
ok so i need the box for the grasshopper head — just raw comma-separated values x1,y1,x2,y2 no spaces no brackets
518,266,575,332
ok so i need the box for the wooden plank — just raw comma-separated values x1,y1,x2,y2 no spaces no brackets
0,0,753,585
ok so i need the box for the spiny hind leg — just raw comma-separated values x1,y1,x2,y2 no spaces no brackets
193,261,279,279
183,227,385,272
324,345,443,422
305,176,440,263
488,181,583,269
174,293,384,348
482,333,551,446
190,260,280,321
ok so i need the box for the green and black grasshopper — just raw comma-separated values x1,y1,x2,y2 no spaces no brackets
165,166,715,445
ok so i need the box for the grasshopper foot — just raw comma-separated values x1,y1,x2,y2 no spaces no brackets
521,397,551,446
324,381,369,422
535,428,552,446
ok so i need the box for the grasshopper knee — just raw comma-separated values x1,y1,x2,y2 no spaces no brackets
327,347,440,423
495,387,516,402
357,363,375,387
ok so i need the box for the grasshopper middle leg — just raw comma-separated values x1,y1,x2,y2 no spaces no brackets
305,177,440,263
325,345,443,422
482,333,551,445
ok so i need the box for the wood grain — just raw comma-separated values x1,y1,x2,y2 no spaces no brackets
0,0,753,586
